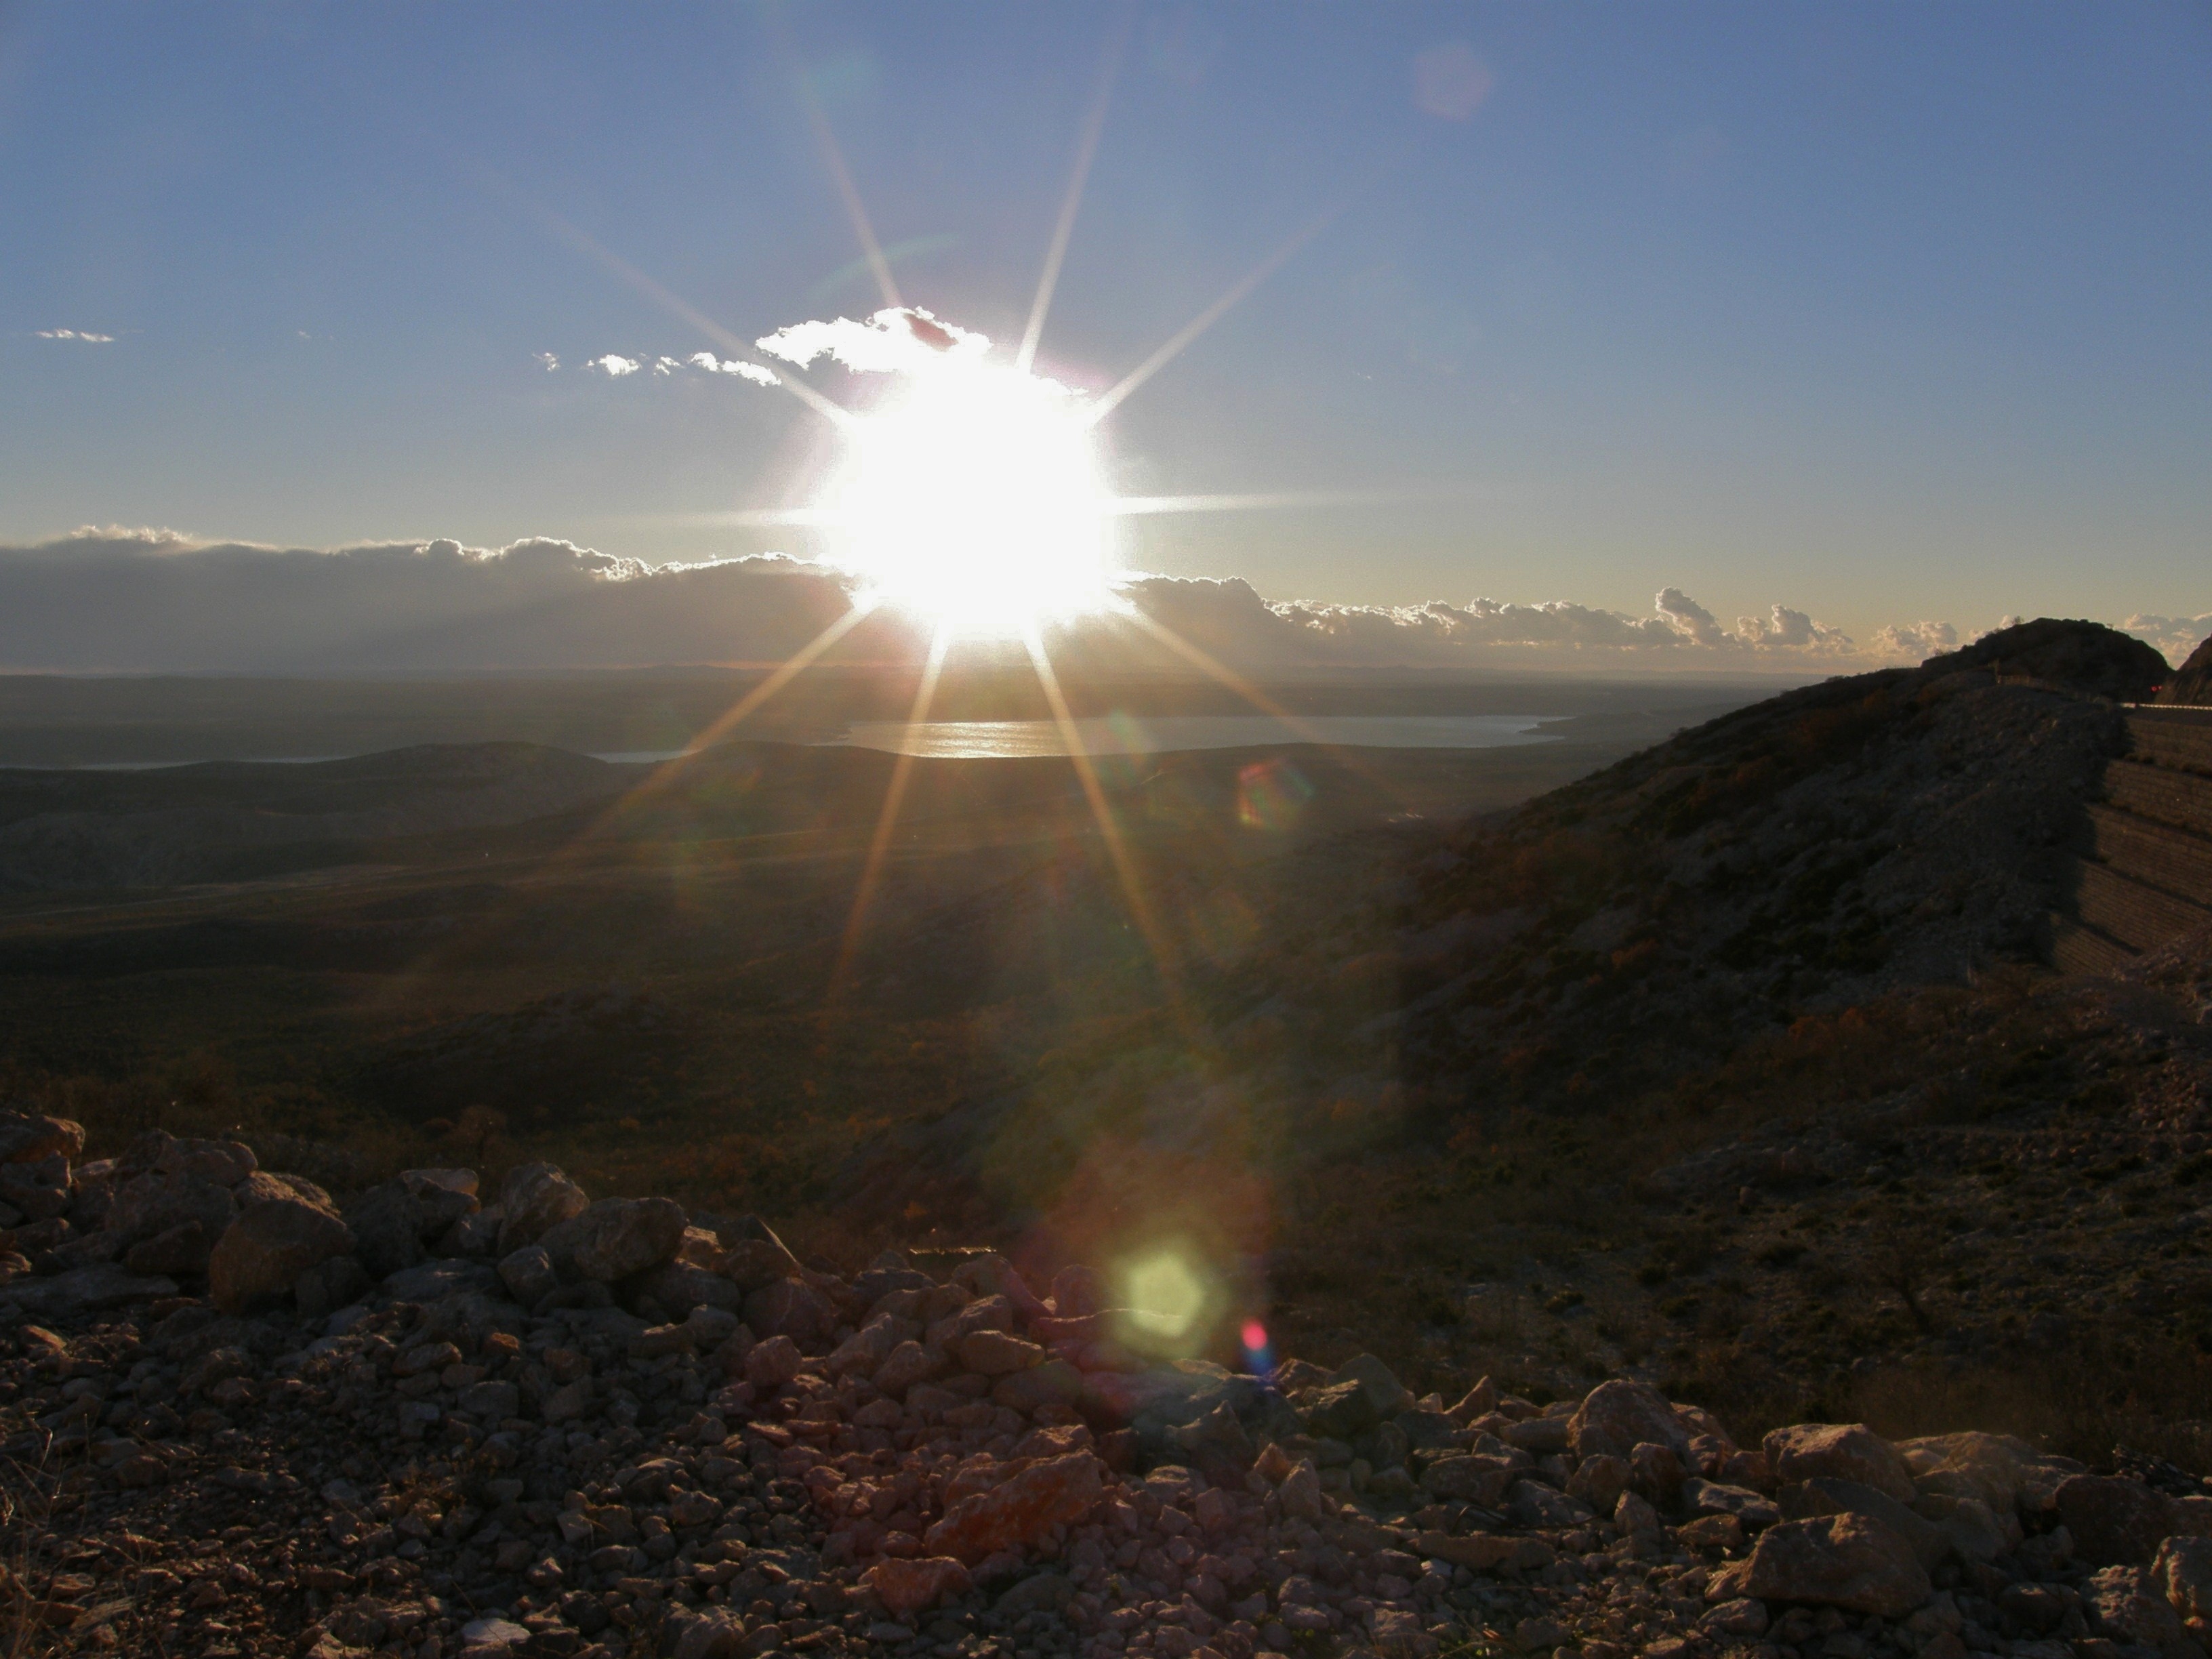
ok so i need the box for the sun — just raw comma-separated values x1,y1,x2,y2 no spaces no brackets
824,348,1118,636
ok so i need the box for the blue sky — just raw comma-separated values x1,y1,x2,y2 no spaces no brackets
2,1,2207,647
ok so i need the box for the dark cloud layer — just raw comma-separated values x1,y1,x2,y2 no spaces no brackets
0,530,854,670
0,528,2112,674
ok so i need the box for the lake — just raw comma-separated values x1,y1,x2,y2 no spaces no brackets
827,714,1562,759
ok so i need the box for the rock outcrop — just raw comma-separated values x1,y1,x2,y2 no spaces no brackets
2,1122,2208,1659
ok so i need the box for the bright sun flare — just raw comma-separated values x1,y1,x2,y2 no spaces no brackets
826,352,1117,636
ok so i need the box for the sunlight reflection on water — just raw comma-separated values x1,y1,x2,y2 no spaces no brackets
827,714,1561,759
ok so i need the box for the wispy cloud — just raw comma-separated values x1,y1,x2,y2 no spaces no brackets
33,328,115,343
535,352,560,371
689,352,779,386
562,350,780,386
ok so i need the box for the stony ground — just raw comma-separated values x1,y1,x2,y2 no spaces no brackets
4,1118,2212,1659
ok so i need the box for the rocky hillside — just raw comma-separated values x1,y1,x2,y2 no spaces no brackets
1372,621,2171,1105
5,1115,2212,1659
2163,638,2212,709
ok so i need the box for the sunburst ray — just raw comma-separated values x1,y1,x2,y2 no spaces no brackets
1086,200,1344,426
508,193,851,428
1022,627,1189,1010
1114,606,1416,808
1017,5,1134,374
830,623,954,996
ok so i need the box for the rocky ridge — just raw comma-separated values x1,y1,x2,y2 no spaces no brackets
5,1114,2212,1659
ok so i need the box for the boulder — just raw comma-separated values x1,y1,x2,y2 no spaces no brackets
672,1226,723,1269
124,1221,213,1275
745,1277,838,1348
294,1255,371,1319
1762,1423,1917,1504
828,1315,905,1377
2085,1564,2205,1659
107,1169,239,1248
865,1557,973,1618
745,1334,804,1389
1631,1440,1688,1504
0,1262,178,1315
209,1196,355,1313
669,1612,744,1659
495,1162,590,1254
1616,1492,1662,1536
2060,1475,2184,1568
1780,1476,1948,1568
922,1451,1105,1564
718,1235,804,1291
342,1181,438,1279
874,1340,949,1398
498,1245,559,1307
1683,1476,1783,1530
1504,1415,1572,1454
1568,1454,1631,1514
1507,1479,1591,1530
1934,1497,2010,1563
0,1155,70,1223
234,1170,321,1209
65,1160,117,1231
539,1197,686,1282
1571,1379,1691,1460
436,1208,501,1258
1702,1599,1770,1639
2156,1536,2212,1625
1445,1376,1499,1424
401,1166,478,1198
1418,1455,1515,1507
1332,1354,1413,1416
1050,1265,1103,1318
154,1136,256,1187
0,1112,83,1164
1741,1513,1933,1618
1300,1377,1389,1440
996,1571,1073,1618
994,1359,1086,1414
1416,1532,1553,1573
624,1259,742,1319
1896,1430,2031,1515
957,1330,1044,1376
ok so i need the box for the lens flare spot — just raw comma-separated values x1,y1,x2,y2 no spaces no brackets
1118,1248,1216,1352
1236,758,1315,831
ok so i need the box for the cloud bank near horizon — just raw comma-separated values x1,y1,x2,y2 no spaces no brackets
0,527,2191,676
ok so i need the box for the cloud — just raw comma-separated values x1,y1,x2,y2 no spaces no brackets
563,350,780,387
1736,603,1853,653
535,352,560,371
1101,578,1892,670
33,329,115,343
755,307,989,376
2121,611,2212,665
1868,620,1961,660
0,530,857,672
1654,585,1727,647
0,529,2005,676
690,352,779,386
